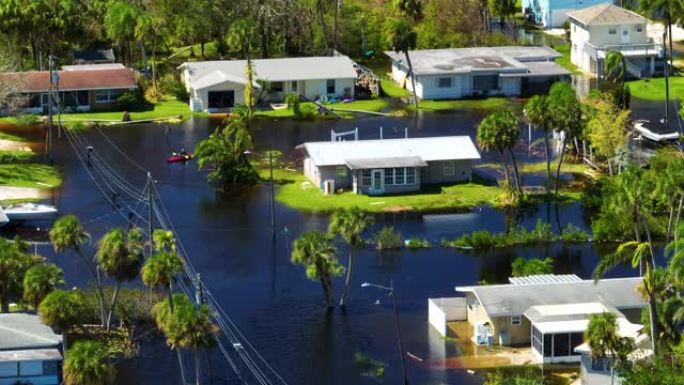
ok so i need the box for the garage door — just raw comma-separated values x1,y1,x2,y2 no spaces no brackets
208,91,235,109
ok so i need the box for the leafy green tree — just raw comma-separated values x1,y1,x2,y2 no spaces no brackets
195,115,259,186
511,257,553,277
584,312,635,385
227,18,256,59
0,237,37,312
50,215,107,327
95,227,145,331
585,96,630,175
63,340,114,385
23,263,65,309
477,110,521,193
604,51,625,85
328,207,373,307
386,17,419,108
547,81,583,194
291,231,344,309
104,1,141,64
39,289,85,332
153,294,218,385
524,95,553,192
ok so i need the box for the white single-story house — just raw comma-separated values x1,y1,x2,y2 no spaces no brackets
179,56,359,112
568,4,662,78
385,46,570,100
297,136,481,195
0,313,63,385
428,275,646,364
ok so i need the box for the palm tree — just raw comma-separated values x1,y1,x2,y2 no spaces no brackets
524,95,552,193
0,237,37,312
152,229,176,252
63,340,114,385
23,262,64,309
547,81,583,194
328,207,373,307
39,289,86,354
477,110,521,193
604,50,625,86
584,312,634,385
95,227,144,331
291,231,344,309
593,241,659,353
49,215,106,327
153,294,219,385
386,17,419,108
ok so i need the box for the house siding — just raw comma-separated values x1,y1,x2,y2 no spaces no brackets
353,168,422,195
522,0,613,28
315,165,353,191
579,353,616,385
422,160,472,184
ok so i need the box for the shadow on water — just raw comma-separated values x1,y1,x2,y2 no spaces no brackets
0,111,641,385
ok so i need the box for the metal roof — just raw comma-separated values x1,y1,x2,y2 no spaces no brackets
499,61,571,78
509,274,581,285
0,348,62,362
456,277,646,317
345,156,427,170
61,63,126,71
385,46,562,76
524,302,616,323
180,56,358,90
300,136,481,167
0,313,62,351
567,4,647,26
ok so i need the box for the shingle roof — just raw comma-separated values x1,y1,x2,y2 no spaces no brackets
567,4,647,25
299,136,481,167
0,313,62,351
180,56,358,90
456,277,646,317
0,68,137,92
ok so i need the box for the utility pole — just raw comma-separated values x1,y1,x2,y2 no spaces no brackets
47,55,54,164
194,273,204,305
390,280,409,385
269,151,275,236
147,172,154,254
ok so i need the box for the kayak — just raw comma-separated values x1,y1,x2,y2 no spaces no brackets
167,153,193,163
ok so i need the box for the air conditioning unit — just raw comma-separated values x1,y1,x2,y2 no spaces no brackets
323,179,335,195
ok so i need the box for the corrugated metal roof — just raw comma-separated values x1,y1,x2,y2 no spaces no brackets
509,274,581,285
0,313,62,351
567,4,646,25
181,56,358,90
0,348,62,362
300,136,481,167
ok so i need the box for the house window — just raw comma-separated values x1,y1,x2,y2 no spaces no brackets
406,168,416,184
511,315,522,325
395,168,405,184
326,79,336,94
384,168,394,185
361,170,371,186
437,77,452,88
336,166,347,177
291,81,298,92
622,28,628,36
95,89,125,104
271,81,284,93
608,27,617,35
443,161,454,176
43,360,59,376
636,26,643,32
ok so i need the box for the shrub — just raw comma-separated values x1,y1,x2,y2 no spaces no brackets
144,85,163,104
375,226,403,251
511,257,554,277
159,74,189,102
406,237,431,248
0,150,34,164
561,223,589,242
116,91,140,109
15,114,40,126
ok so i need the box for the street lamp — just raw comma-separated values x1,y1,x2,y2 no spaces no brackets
244,150,275,235
361,280,408,385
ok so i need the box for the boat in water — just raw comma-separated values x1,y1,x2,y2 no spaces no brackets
167,152,193,163
634,119,680,143
0,203,58,225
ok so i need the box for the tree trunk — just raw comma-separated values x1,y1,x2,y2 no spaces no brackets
500,150,510,185
663,28,670,128
647,290,659,355
95,266,107,328
339,249,354,307
259,16,269,59
139,40,147,72
320,275,334,309
554,137,567,194
106,282,122,332
667,197,675,243
333,0,339,52
508,148,522,194
195,348,201,385
316,0,330,53
404,51,419,108
169,285,187,384
152,41,157,87
641,215,656,271
201,40,206,59
544,131,551,193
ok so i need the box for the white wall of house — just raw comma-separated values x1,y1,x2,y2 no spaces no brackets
579,353,618,385
428,298,467,337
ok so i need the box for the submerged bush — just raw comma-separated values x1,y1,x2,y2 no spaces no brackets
375,226,403,251
511,257,554,277
561,223,589,242
406,237,431,248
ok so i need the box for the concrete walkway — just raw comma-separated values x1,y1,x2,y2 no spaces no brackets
0,186,47,201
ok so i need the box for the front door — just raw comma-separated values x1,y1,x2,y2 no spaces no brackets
620,26,630,44
371,169,384,195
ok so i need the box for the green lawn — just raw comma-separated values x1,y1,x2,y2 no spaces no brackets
0,132,25,142
627,76,684,101
0,164,61,188
0,150,36,164
262,168,503,213
254,99,392,119
409,97,516,111
59,98,206,122
552,44,582,75
0,115,42,127
479,160,589,174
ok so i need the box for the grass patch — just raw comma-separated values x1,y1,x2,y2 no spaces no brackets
0,115,42,127
0,132,25,142
551,44,582,75
255,99,392,119
0,198,41,205
409,97,515,111
262,168,502,213
0,150,35,164
0,164,61,188
478,160,589,174
59,97,206,122
627,75,684,101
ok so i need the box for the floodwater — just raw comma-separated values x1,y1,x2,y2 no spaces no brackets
0,102,647,385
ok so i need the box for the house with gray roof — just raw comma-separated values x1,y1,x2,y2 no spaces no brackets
298,136,481,195
0,313,63,385
179,56,359,112
385,46,570,100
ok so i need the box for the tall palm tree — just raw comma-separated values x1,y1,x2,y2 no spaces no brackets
547,81,583,194
291,231,344,309
63,340,114,385
604,50,625,86
524,95,552,193
95,227,145,331
49,215,106,327
153,294,219,385
387,17,419,108
152,229,177,252
584,312,634,385
23,262,64,309
328,207,373,307
594,241,659,353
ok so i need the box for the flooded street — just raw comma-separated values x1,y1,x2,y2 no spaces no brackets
1,106,642,385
